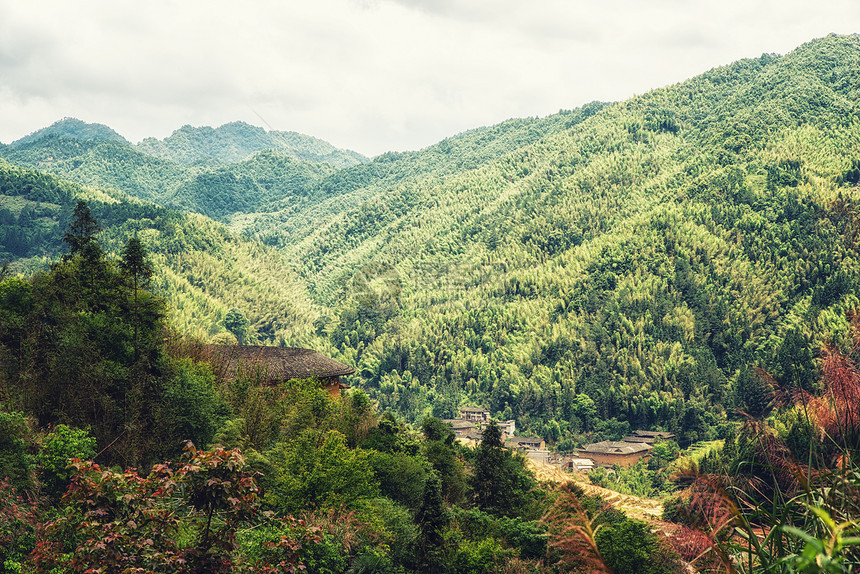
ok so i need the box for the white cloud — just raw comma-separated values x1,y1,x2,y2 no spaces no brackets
1,0,859,155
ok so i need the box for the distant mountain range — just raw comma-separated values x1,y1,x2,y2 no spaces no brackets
1,119,369,220
10,117,128,146
9,118,368,168
136,121,368,168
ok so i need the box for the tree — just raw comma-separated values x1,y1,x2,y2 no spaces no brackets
225,307,250,344
62,200,100,257
120,236,155,359
470,420,536,516
416,471,448,573
573,394,597,432
421,417,467,505
735,366,774,417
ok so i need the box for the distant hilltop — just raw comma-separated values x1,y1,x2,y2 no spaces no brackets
11,117,128,146
10,118,368,169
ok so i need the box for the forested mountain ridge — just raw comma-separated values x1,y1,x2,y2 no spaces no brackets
0,126,357,221
2,35,860,449
236,33,860,445
10,117,128,146
0,158,321,346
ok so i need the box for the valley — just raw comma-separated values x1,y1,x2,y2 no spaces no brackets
2,33,860,573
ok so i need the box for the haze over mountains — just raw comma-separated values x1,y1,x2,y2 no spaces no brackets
2,34,860,440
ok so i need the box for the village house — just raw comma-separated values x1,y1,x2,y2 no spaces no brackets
505,435,546,451
459,406,491,422
443,419,476,438
576,440,652,467
563,458,596,472
202,345,355,397
621,429,676,444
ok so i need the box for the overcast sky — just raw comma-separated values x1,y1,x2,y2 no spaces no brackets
1,1,858,157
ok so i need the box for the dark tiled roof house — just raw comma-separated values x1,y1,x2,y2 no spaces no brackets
621,430,677,444
577,440,652,467
202,345,355,396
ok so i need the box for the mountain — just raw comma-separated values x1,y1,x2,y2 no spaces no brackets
2,34,860,447
0,129,344,221
136,121,368,168
228,34,860,441
0,158,321,347
10,117,128,146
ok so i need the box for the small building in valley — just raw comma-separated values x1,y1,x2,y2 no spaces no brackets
621,430,676,445
576,440,652,467
563,458,596,472
505,436,546,451
459,407,491,422
202,345,355,396
444,419,477,438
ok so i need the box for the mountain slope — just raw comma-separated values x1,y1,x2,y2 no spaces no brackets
3,35,860,447
231,34,860,442
0,158,321,346
0,134,343,221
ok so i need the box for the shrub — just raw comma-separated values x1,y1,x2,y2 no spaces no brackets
37,424,96,500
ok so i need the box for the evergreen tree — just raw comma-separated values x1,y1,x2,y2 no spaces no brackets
416,471,448,573
62,200,100,258
120,236,155,359
225,307,250,344
471,420,536,516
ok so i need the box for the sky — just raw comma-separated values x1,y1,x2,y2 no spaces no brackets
1,1,859,157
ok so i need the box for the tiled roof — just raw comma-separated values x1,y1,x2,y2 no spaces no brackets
202,345,355,381
444,420,476,429
506,436,544,446
578,441,652,455
631,430,675,438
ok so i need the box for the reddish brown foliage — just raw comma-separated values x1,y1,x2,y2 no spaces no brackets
541,483,614,574
31,444,266,574
814,343,860,451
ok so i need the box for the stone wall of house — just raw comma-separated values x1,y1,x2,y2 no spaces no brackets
582,451,650,467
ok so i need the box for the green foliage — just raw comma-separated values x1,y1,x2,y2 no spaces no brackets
594,515,684,574
265,430,379,514
0,479,38,574
417,471,449,572
440,531,512,574
32,445,262,574
0,409,34,490
366,450,428,511
449,506,547,561
37,424,96,500
62,200,100,257
470,421,537,517
361,412,420,455
224,307,251,344
156,359,228,455
421,417,468,505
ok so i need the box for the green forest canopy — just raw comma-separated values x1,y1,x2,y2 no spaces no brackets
2,34,860,447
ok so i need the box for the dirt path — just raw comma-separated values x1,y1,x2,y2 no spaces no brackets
527,460,665,523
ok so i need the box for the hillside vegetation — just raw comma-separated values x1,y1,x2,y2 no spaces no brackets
240,34,860,445
1,121,366,221
2,35,860,448
1,33,860,574
0,159,320,345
